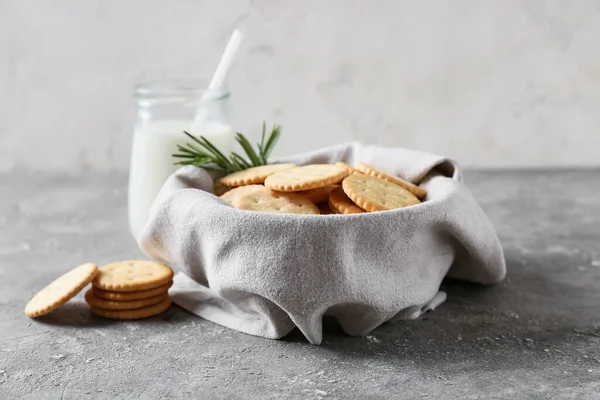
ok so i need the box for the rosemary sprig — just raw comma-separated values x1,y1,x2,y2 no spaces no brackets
261,123,281,163
173,122,282,173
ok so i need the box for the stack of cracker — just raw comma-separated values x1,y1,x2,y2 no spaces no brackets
25,260,174,320
86,261,174,320
218,161,427,215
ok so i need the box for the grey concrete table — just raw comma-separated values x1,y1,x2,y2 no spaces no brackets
1,171,599,399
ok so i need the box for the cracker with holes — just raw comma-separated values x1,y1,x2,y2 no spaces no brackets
93,260,174,292
342,173,421,212
264,164,349,192
355,162,427,199
233,185,319,214
220,185,265,205
25,263,98,318
220,163,297,187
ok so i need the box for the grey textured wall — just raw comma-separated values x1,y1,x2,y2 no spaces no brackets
2,0,600,172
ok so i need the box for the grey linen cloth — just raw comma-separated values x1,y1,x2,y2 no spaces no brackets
138,142,506,344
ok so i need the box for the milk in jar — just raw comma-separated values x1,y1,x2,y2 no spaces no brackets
128,81,234,239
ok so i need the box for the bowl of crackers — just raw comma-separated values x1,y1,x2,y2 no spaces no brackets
216,161,427,215
138,142,505,343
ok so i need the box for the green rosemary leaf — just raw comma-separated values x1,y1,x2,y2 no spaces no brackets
171,153,197,158
230,152,252,169
187,144,213,159
262,124,281,161
187,142,229,170
194,157,215,165
185,158,225,170
258,121,266,153
201,164,228,172
181,133,216,157
235,133,262,166
229,157,245,171
174,156,211,166
175,160,195,166
175,146,198,155
174,122,283,174
183,131,206,148
179,143,210,157
198,136,235,169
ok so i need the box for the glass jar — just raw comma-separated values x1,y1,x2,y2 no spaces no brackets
128,80,234,239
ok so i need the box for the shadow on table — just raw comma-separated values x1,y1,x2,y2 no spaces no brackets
35,301,117,327
34,299,186,327
281,251,600,370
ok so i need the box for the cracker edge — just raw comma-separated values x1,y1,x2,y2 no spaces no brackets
233,188,320,214
264,165,349,192
341,174,419,212
25,263,99,318
92,261,175,292
355,162,427,199
220,164,297,187
329,187,365,214
89,297,172,320
92,281,173,301
85,289,168,310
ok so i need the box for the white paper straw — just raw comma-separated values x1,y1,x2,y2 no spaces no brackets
190,30,243,132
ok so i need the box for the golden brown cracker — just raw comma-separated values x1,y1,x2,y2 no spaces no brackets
85,289,167,310
93,260,174,292
234,186,319,215
355,162,427,199
220,164,297,187
220,185,265,204
264,164,348,192
342,173,420,212
92,281,172,301
25,263,98,318
89,297,172,320
213,180,232,196
328,187,365,214
335,161,361,175
296,184,338,204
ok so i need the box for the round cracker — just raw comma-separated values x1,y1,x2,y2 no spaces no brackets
92,281,172,301
89,297,172,320
220,185,265,204
335,161,361,175
296,184,338,204
25,263,98,318
264,164,349,192
93,260,174,292
85,289,167,310
342,173,421,212
355,162,427,199
234,186,319,215
329,186,365,214
220,164,297,187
